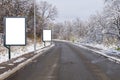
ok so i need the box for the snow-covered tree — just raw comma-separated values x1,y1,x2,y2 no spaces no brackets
36,1,57,36
0,0,33,36
102,0,120,46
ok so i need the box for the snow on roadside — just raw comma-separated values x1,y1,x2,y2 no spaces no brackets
79,42,116,50
8,64,14,66
102,49,120,55
79,42,120,55
0,67,5,69
0,40,51,64
53,39,72,43
13,58,26,63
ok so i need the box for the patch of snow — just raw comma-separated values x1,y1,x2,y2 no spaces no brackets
80,43,117,50
0,67,5,69
78,42,120,55
0,52,9,64
53,39,72,43
8,64,14,66
104,49,120,55
13,58,26,63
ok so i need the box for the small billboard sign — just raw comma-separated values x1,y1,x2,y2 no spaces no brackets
43,30,52,41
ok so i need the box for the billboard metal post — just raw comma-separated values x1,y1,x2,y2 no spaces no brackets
8,46,11,60
34,0,36,52
43,41,46,47
4,46,11,60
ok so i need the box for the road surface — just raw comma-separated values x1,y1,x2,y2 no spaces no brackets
5,41,120,80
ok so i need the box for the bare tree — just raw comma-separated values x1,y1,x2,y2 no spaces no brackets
0,0,34,37
36,1,57,36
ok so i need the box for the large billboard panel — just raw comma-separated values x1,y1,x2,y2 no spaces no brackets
5,17,26,46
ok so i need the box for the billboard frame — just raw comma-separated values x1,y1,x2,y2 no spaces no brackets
4,17,26,60
42,29,52,42
4,17,27,46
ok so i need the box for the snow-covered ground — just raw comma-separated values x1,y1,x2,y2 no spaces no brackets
78,42,120,55
0,39,51,63
13,58,26,63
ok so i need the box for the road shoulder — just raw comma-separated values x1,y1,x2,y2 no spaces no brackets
0,44,54,80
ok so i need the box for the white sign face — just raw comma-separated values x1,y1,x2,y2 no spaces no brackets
43,30,52,41
5,18,26,46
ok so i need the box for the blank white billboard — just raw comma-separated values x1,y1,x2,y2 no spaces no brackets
43,30,52,41
5,17,26,46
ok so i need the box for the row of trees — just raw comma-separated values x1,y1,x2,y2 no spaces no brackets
1,0,119,47
53,19,87,42
0,0,57,40
52,0,120,47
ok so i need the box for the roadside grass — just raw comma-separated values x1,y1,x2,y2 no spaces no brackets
116,48,120,51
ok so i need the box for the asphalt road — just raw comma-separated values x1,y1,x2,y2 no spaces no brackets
5,41,120,80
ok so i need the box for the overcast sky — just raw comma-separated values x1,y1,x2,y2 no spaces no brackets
39,0,104,22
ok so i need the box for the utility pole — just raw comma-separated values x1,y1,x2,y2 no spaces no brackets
34,0,36,53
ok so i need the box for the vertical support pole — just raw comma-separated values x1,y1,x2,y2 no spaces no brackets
44,41,46,47
8,46,11,60
5,46,11,60
34,0,36,52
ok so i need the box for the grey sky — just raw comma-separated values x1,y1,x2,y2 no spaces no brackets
39,0,104,22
